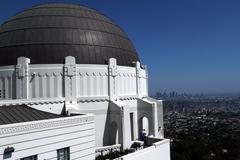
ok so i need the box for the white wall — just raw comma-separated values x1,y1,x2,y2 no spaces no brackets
76,100,109,147
29,64,64,99
119,139,170,160
76,65,109,97
29,103,65,115
0,63,148,100
117,67,137,96
139,68,148,97
0,115,95,160
0,66,15,99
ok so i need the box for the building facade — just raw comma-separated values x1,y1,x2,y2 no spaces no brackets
0,3,170,160
0,105,95,160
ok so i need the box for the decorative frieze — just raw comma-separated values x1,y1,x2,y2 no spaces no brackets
77,98,108,103
78,72,108,77
0,99,64,107
0,115,94,136
119,97,137,101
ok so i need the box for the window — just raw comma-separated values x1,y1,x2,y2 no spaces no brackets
0,90,6,99
57,147,70,160
20,155,37,160
130,113,134,140
3,89,5,98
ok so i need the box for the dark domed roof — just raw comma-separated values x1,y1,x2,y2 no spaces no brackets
0,3,139,66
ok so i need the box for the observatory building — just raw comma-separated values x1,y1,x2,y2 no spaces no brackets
0,3,170,160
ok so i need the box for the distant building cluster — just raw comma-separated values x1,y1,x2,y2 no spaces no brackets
164,97,240,159
154,91,205,100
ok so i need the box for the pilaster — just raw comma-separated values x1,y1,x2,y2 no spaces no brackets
64,56,78,112
16,57,30,99
142,65,149,96
108,58,118,100
134,61,141,98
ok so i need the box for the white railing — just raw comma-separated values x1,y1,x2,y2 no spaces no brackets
115,139,170,160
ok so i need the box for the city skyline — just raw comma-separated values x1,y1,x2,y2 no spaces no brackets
1,0,240,94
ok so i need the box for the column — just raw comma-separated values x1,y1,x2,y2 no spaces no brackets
133,112,139,140
121,105,131,149
152,102,159,137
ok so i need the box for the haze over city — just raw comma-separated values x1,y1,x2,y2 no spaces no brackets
1,0,239,94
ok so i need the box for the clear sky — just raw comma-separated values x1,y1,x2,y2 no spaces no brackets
1,0,240,94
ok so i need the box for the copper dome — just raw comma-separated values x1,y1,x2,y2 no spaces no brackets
0,3,139,66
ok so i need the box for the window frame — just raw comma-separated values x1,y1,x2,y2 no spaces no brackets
20,155,37,160
57,147,70,160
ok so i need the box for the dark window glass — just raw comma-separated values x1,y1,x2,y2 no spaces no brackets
57,147,70,160
20,155,37,160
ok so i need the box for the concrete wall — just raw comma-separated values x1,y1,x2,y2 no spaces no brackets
137,98,155,136
76,100,110,147
0,96,163,151
0,98,138,148
0,57,168,158
0,59,148,100
138,67,148,97
76,65,109,97
0,66,15,99
0,58,150,149
28,64,64,99
117,66,137,96
118,139,170,160
0,114,95,160
146,97,164,137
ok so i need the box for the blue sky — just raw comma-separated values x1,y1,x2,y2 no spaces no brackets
1,0,240,94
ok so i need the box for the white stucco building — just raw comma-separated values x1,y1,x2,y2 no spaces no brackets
0,3,170,160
